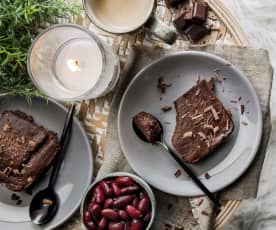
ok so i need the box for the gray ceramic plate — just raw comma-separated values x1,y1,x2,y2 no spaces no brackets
118,51,262,196
0,96,93,229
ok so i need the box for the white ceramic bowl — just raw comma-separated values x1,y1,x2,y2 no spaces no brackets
80,172,156,229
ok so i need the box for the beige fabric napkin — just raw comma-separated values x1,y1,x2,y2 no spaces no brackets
96,44,272,230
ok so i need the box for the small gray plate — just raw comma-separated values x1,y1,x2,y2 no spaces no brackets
0,96,93,229
118,51,262,196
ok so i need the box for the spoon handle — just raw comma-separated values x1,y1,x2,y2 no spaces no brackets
158,142,220,207
48,104,76,188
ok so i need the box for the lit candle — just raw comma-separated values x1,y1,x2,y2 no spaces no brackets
54,38,103,93
28,25,119,101
67,59,81,72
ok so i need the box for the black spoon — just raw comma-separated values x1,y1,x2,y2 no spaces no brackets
132,119,220,207
29,104,76,225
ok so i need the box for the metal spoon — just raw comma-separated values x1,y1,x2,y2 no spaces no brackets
132,119,220,207
29,104,76,225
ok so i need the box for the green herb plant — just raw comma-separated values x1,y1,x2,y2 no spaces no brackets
0,0,81,100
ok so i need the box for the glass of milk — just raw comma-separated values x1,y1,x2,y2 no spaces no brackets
27,24,119,101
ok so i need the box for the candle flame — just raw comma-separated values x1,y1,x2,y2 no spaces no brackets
67,59,80,72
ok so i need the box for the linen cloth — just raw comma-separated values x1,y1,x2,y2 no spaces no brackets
97,44,273,230
220,0,276,229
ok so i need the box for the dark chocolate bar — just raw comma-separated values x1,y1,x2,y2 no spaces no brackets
192,1,208,22
173,10,193,31
184,24,210,42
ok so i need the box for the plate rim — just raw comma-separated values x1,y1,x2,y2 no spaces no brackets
0,95,93,229
118,51,263,196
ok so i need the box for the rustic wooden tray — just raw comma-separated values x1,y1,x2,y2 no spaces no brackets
63,0,249,229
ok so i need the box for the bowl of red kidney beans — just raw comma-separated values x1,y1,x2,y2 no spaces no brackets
80,172,156,230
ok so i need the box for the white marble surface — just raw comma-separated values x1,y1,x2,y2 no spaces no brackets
222,1,276,229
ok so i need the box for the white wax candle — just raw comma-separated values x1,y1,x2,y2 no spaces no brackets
54,38,103,93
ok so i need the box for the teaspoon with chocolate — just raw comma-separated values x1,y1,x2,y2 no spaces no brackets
132,112,220,207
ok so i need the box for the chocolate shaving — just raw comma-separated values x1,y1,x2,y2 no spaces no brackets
198,132,207,140
204,172,211,179
211,108,219,120
213,126,219,134
11,193,20,201
161,106,172,112
201,209,209,216
183,131,193,138
174,169,182,178
157,77,172,94
230,100,238,104
204,106,213,113
204,124,213,130
240,104,245,115
241,121,248,126
191,114,203,120
195,198,204,206
16,199,22,205
238,96,242,101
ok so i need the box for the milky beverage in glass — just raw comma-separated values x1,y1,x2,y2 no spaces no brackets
28,25,119,101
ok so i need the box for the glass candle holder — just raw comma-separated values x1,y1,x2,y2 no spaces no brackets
27,24,120,101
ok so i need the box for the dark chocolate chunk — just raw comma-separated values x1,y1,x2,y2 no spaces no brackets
165,0,185,8
192,1,208,22
184,24,210,42
174,169,182,178
133,112,162,143
158,77,172,94
172,80,234,163
161,106,173,112
173,10,193,32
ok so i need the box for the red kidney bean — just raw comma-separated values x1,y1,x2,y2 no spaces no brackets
143,212,151,222
119,210,129,220
124,222,131,230
85,221,96,230
115,176,133,187
98,217,107,230
108,222,124,230
111,182,121,197
90,203,101,220
83,211,91,223
100,181,113,197
132,197,139,207
137,197,149,214
101,209,120,221
120,186,140,195
113,195,133,208
125,205,142,219
104,198,114,209
94,187,105,204
130,219,143,230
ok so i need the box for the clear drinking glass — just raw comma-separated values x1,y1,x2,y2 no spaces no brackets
27,24,120,101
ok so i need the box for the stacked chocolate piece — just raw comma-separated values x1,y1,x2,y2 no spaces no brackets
172,1,210,42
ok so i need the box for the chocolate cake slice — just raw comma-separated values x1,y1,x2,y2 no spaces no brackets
0,111,60,191
133,112,162,143
172,80,234,163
